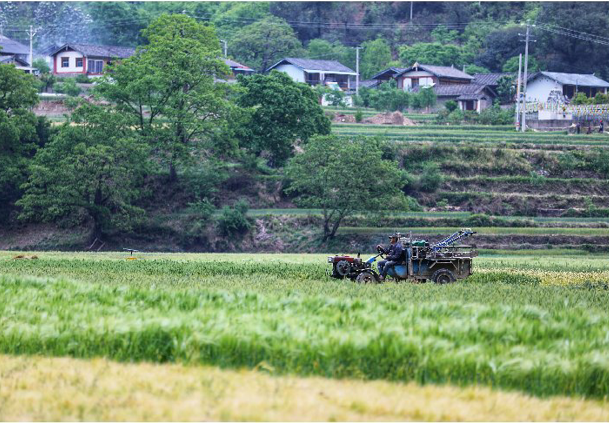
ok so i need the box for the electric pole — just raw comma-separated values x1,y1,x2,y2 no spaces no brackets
521,22,531,133
28,25,36,71
410,1,414,21
220,40,227,58
515,53,522,128
355,46,361,96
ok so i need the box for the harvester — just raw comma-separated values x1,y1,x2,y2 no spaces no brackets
327,229,477,284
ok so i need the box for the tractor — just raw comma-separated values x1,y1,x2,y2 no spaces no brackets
327,229,477,284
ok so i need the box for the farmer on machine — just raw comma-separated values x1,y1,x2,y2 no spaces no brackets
377,233,404,282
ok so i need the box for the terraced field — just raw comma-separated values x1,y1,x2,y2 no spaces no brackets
1,251,608,420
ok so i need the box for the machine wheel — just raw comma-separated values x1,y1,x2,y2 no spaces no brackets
334,260,351,277
431,268,456,284
356,271,378,284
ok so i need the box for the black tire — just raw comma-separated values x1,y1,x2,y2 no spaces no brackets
431,268,456,284
356,271,378,284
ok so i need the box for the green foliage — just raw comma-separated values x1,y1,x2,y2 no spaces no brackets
502,55,540,73
594,93,609,105
464,64,490,75
496,75,516,103
572,92,592,105
431,25,459,44
54,78,81,97
354,109,364,123
231,16,303,73
413,162,443,193
360,38,392,79
445,100,458,112
0,64,39,222
400,43,464,67
306,39,353,69
368,81,411,112
17,104,149,238
325,89,345,108
285,135,406,240
477,103,513,125
237,71,331,166
217,199,251,236
96,14,233,180
32,58,50,74
75,74,90,83
448,109,464,125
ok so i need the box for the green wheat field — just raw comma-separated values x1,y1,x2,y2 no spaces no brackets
1,251,609,420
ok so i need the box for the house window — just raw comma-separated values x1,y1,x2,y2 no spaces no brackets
61,57,69,68
76,58,83,68
411,78,419,88
87,59,104,74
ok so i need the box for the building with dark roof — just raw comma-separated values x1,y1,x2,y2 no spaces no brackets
267,57,357,91
50,43,136,77
412,83,498,112
0,35,29,57
394,63,474,91
526,71,609,101
472,73,515,90
224,58,254,78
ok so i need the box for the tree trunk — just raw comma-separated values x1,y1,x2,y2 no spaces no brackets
169,162,177,182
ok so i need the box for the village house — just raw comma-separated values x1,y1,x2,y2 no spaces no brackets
0,35,35,73
412,83,497,112
224,58,254,79
525,71,609,102
394,63,474,90
267,58,357,91
50,43,135,77
472,72,515,92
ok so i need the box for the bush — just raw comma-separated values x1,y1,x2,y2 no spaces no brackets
75,74,90,83
217,199,251,236
415,162,443,193
572,92,591,105
354,109,364,123
448,109,464,125
445,100,458,112
54,78,81,97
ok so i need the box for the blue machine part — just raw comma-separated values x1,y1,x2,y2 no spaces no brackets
432,229,475,251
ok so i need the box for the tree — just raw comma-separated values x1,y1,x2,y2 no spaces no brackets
399,43,463,68
431,25,459,44
502,55,539,73
476,26,524,72
360,38,392,79
237,71,331,166
285,135,406,241
416,87,437,111
231,16,303,73
96,14,233,181
0,63,40,223
18,104,149,241
464,64,490,75
572,92,592,105
496,75,516,103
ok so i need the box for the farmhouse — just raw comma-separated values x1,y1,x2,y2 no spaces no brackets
472,72,515,91
267,57,357,91
0,35,36,73
526,71,609,102
412,83,497,112
395,63,474,91
50,43,135,77
224,58,254,79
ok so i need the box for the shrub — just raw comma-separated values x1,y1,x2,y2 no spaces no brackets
75,74,90,83
354,109,364,123
54,78,81,97
448,109,464,125
217,199,251,236
416,162,443,193
444,100,458,112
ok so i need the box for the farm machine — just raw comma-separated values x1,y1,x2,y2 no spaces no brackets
327,229,477,284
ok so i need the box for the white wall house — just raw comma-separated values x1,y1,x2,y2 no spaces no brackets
50,43,135,77
526,71,609,103
267,58,357,92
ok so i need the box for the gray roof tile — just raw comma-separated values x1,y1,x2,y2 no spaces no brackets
52,43,135,59
0,35,29,56
529,71,609,88
472,73,515,86
268,58,356,74
398,64,474,80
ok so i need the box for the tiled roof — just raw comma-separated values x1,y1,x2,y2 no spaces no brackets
397,64,474,80
224,58,254,72
358,79,381,88
0,55,29,66
412,83,495,98
268,58,356,74
52,43,135,59
472,73,515,86
370,67,409,80
529,71,609,88
0,35,29,55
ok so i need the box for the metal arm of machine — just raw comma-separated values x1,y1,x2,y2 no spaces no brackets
431,228,476,251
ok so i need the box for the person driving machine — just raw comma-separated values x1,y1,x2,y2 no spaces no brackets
377,233,404,282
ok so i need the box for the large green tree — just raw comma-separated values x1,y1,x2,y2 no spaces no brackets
96,14,232,181
18,104,149,241
0,63,40,223
237,71,331,167
360,38,393,79
231,16,303,73
285,135,406,241
399,42,464,68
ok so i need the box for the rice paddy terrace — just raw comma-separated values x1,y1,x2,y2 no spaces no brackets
1,251,608,420
327,118,609,251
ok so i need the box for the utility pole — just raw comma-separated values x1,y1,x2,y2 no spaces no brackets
410,1,414,21
220,40,227,58
515,53,522,128
355,46,361,96
521,22,531,133
28,25,36,70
